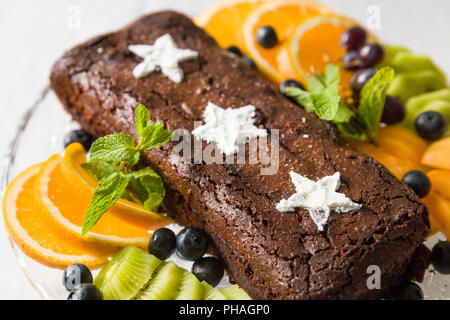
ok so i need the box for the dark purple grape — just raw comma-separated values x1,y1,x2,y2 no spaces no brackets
350,68,377,94
381,96,406,125
340,26,367,50
415,111,447,140
342,51,361,70
359,43,384,67
256,25,278,48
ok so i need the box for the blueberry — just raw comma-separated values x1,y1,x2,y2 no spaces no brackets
402,170,431,198
279,79,305,95
415,111,447,141
256,25,278,49
241,57,257,69
431,241,450,274
63,263,93,291
68,284,103,300
224,46,243,57
64,130,95,151
148,228,176,260
396,281,423,300
176,227,209,261
381,96,406,125
192,257,224,287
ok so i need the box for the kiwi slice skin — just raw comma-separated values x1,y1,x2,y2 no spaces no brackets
201,281,227,300
220,285,252,300
94,246,162,300
136,262,184,300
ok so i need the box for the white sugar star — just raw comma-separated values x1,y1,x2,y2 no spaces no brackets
276,172,361,231
128,34,198,83
192,102,267,156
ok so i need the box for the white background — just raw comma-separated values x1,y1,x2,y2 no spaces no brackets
0,0,449,299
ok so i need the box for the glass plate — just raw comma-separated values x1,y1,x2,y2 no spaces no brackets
1,87,449,299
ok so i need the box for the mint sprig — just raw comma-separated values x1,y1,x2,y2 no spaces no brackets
81,104,173,235
285,63,395,141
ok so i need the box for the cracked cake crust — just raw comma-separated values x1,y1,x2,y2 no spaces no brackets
50,11,429,299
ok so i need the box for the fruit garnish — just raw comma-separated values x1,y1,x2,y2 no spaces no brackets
136,262,184,300
2,164,110,268
67,284,103,300
176,270,204,300
37,154,169,248
192,257,225,287
195,0,272,53
415,111,448,141
422,192,450,237
81,104,172,235
340,26,367,51
148,228,177,260
63,263,93,291
201,281,227,300
421,137,450,170
256,25,278,48
396,281,423,300
284,63,394,142
358,43,384,68
94,246,162,300
289,15,375,93
243,0,331,83
431,241,450,274
176,227,209,261
402,170,431,198
64,130,95,151
427,170,450,200
380,96,405,125
220,285,252,300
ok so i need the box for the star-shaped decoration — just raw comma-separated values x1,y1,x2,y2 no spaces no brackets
192,102,267,156
128,34,198,83
276,171,361,231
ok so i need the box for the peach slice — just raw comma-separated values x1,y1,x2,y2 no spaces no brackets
377,126,428,157
422,192,450,239
427,170,450,200
421,137,450,170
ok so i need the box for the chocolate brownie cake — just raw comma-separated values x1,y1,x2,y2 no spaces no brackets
50,11,430,299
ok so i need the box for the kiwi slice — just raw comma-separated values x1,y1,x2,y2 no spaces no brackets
136,262,184,300
94,246,162,300
220,285,252,300
175,270,203,300
201,281,227,300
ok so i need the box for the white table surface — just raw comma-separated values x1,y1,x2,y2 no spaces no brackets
0,0,449,300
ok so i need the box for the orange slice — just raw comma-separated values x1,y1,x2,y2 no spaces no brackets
421,137,450,171
2,164,110,269
62,143,171,222
243,0,332,83
37,154,171,249
195,0,274,53
289,15,376,95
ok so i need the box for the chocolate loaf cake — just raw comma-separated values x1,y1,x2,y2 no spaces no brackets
50,11,429,299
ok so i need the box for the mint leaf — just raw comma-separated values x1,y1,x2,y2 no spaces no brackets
311,79,340,121
334,103,354,123
358,66,395,137
81,161,119,181
89,132,140,165
81,173,132,235
139,121,173,151
135,104,150,137
129,167,165,211
337,122,368,141
284,87,314,111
